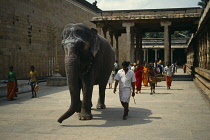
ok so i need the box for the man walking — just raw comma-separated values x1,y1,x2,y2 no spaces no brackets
113,61,136,120
164,62,173,89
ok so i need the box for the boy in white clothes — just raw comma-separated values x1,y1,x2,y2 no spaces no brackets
113,61,136,120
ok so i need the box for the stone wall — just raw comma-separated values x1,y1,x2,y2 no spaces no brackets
0,0,98,80
186,1,210,101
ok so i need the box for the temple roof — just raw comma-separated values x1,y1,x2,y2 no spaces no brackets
76,0,102,12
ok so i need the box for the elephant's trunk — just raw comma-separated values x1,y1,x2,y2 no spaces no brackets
58,53,80,123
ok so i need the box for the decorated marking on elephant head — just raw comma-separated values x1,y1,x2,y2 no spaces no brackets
61,23,100,58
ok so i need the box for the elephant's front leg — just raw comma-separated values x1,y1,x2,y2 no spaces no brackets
79,76,94,120
96,84,106,109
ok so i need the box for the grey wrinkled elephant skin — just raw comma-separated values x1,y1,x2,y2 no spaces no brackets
58,23,115,123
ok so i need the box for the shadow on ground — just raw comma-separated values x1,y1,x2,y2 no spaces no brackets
0,84,68,106
61,107,161,127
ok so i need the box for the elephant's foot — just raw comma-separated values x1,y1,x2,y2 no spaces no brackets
78,113,93,120
96,103,106,109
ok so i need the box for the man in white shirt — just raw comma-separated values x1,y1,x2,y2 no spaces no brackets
113,61,136,120
164,62,173,89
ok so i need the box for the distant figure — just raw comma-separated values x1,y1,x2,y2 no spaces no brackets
164,62,173,89
29,66,38,98
92,0,97,6
142,63,149,87
7,66,18,100
114,60,119,75
154,60,158,68
135,60,144,94
148,63,156,95
131,63,136,72
114,61,136,120
183,64,186,73
128,61,132,70
108,70,115,89
171,63,178,74
158,60,164,73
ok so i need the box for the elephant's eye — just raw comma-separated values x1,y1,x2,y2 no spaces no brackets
74,30,86,41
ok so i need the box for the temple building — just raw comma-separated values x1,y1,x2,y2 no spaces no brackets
0,0,209,100
91,7,202,65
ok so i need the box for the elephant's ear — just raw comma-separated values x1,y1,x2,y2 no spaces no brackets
90,28,100,57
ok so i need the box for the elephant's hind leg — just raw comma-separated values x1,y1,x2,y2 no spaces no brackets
96,84,106,109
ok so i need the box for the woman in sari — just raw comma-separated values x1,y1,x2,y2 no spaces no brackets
135,60,144,94
142,63,149,87
7,66,18,100
148,63,156,95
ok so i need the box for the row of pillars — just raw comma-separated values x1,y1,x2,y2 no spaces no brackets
143,49,175,63
96,21,172,65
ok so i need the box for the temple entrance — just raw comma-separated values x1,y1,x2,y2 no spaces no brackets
173,48,186,66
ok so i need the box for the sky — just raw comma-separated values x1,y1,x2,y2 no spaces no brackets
86,0,201,11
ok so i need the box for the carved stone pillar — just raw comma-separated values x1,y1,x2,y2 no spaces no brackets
207,29,210,70
201,35,204,68
199,39,202,68
102,27,107,39
204,32,207,69
96,23,104,35
161,21,171,65
109,31,114,47
122,22,134,62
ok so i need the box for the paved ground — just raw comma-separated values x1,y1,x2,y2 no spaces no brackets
0,69,210,140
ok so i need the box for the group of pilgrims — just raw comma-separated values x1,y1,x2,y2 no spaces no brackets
110,60,176,120
109,60,177,95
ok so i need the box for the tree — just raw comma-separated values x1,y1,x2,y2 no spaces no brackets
198,0,209,8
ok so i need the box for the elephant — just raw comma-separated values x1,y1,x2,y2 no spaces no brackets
58,23,115,123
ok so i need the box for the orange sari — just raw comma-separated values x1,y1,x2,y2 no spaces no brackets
142,67,149,86
7,81,17,99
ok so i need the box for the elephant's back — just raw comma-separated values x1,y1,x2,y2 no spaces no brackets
93,35,115,85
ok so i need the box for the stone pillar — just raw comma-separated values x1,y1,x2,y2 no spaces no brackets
207,28,210,70
161,21,171,65
201,35,204,68
109,31,114,47
199,39,202,68
131,29,135,62
139,32,143,62
154,49,158,61
46,26,66,86
96,23,104,35
143,49,148,62
136,30,143,62
102,27,107,39
114,34,119,61
204,32,207,69
171,49,174,64
136,30,140,61
122,22,134,62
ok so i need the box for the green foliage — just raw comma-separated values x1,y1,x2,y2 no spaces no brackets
143,32,164,38
143,31,191,38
